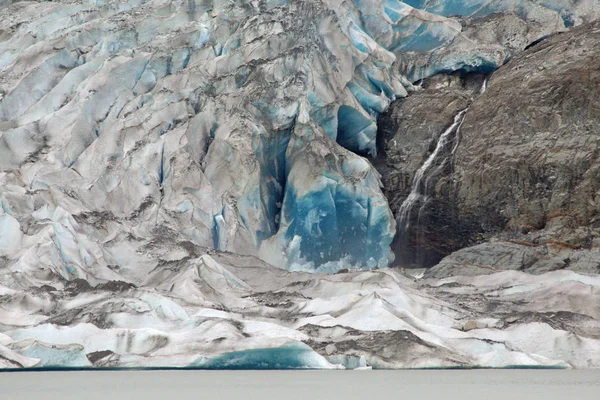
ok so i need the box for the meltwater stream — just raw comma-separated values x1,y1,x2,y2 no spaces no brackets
395,76,489,250
396,109,468,231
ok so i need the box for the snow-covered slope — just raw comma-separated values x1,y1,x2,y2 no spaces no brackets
2,251,600,369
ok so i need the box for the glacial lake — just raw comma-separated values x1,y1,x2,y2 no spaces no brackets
1,370,599,399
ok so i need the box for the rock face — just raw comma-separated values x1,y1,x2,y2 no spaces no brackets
376,72,484,267
378,19,600,275
455,21,600,236
436,19,600,276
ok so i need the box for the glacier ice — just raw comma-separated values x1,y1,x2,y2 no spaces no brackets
9,340,92,368
2,0,595,271
191,343,341,370
258,123,395,269
402,0,599,27
1,251,599,369
1,0,599,369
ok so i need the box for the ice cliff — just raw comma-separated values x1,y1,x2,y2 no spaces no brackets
1,0,597,272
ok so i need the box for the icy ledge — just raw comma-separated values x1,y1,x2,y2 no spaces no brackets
1,251,599,369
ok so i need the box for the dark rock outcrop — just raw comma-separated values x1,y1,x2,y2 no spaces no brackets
454,21,600,239
376,73,482,267
378,20,600,275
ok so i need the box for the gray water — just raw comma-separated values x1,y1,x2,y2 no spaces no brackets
1,370,599,400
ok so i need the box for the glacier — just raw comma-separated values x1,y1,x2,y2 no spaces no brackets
1,0,597,271
1,0,600,370
2,251,600,369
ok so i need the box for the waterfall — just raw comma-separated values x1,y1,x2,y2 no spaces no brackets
481,76,489,94
396,109,468,231
392,74,488,266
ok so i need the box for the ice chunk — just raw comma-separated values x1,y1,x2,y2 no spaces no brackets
0,214,22,252
9,340,92,368
261,124,395,271
191,342,342,370
0,343,41,369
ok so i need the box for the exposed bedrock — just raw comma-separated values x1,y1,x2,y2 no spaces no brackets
376,71,485,267
377,19,600,275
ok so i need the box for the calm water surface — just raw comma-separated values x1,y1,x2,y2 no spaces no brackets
1,370,599,400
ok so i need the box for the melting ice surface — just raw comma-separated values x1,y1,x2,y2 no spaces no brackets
3,252,600,370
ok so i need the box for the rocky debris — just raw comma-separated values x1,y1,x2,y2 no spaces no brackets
462,320,479,331
427,238,600,278
458,12,565,55
426,241,542,278
86,350,119,367
303,326,470,368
